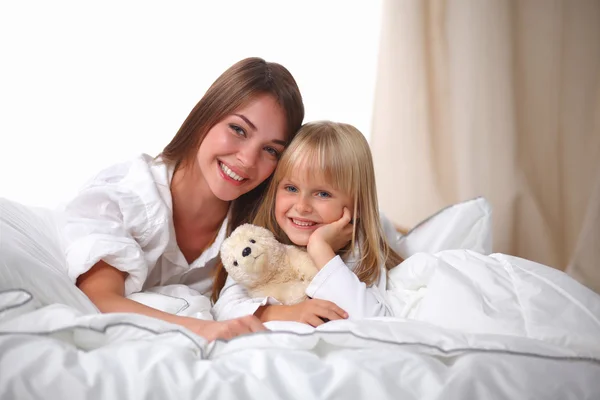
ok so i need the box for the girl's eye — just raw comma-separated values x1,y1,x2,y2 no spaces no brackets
284,185,298,193
264,146,280,158
230,124,246,137
316,191,331,198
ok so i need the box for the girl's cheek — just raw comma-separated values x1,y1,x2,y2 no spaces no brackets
274,193,283,208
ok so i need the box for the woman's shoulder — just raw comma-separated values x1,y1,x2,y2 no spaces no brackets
83,153,170,188
64,153,174,241
67,153,174,220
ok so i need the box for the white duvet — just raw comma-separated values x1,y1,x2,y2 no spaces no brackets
1,198,600,399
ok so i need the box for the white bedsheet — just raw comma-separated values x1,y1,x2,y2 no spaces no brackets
1,301,599,399
2,250,600,399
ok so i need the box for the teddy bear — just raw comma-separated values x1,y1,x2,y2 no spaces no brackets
220,223,319,305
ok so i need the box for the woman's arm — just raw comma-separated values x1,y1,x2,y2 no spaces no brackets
78,261,265,341
78,260,182,321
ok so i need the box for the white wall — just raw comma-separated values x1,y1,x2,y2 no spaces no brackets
0,1,382,209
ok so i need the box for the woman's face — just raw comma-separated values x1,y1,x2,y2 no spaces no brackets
196,94,288,201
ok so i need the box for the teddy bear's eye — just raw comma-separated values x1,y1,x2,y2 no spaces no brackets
233,261,238,266
250,239,256,243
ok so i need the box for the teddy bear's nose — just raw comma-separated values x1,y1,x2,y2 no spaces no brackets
242,247,251,257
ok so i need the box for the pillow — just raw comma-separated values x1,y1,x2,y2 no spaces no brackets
0,198,98,315
389,196,493,259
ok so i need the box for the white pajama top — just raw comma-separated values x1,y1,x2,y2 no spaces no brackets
63,153,227,297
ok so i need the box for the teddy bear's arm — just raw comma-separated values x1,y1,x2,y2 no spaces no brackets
285,246,319,282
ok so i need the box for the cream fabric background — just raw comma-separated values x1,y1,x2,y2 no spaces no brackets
371,0,600,292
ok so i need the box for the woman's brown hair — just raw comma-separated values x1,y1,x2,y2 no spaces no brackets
157,57,304,303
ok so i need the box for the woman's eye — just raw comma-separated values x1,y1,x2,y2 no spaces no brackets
264,146,280,158
316,191,331,198
230,124,246,137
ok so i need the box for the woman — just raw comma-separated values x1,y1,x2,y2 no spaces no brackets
63,57,304,341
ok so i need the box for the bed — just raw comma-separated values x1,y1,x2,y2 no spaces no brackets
1,197,599,399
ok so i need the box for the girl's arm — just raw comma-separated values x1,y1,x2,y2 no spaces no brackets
255,300,348,326
303,255,393,318
305,208,395,318
79,261,265,341
212,274,280,320
213,274,347,326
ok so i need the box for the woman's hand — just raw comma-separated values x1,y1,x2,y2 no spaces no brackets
307,207,353,268
256,299,348,327
181,315,266,342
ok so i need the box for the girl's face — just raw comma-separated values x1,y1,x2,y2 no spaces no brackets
274,169,354,246
196,94,287,201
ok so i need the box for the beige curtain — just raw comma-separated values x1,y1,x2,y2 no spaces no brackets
371,0,600,292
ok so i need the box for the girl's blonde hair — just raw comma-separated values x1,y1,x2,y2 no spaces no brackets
211,120,403,300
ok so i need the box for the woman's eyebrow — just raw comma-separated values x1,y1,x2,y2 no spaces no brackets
233,113,286,146
233,113,256,131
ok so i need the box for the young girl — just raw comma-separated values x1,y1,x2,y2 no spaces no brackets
63,57,305,341
212,121,404,326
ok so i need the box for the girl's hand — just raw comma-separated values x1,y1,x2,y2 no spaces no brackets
256,299,348,327
181,315,266,341
307,207,353,268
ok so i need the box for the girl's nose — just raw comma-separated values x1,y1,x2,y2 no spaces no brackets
295,197,312,213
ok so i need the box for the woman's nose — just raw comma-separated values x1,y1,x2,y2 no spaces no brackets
237,146,260,168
